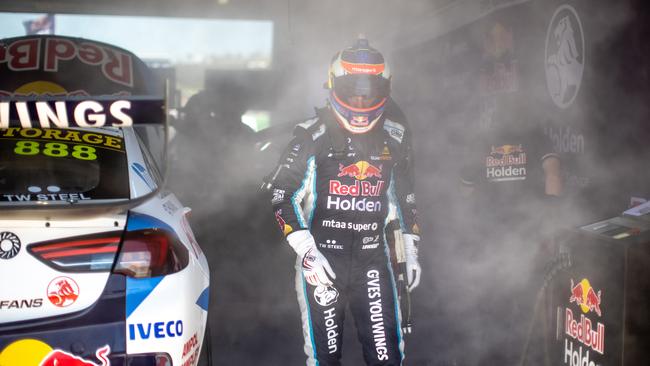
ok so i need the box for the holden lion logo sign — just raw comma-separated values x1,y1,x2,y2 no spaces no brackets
545,4,585,110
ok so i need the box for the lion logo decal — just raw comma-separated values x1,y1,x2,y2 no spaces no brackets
545,5,585,109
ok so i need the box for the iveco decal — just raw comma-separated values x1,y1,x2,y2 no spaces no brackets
129,320,184,340
545,4,585,110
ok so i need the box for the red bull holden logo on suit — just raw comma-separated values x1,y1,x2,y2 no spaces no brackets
328,161,384,212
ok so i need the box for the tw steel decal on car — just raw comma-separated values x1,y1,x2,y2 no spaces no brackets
128,320,184,340
0,231,21,259
3,193,92,202
0,37,134,86
47,276,79,307
0,339,110,366
485,144,527,182
0,298,43,309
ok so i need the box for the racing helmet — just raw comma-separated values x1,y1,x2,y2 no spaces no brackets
327,37,391,134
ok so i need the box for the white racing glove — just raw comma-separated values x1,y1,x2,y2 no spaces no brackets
403,233,421,291
287,230,336,287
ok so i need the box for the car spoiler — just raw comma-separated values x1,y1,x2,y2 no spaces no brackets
0,90,171,218
0,95,165,128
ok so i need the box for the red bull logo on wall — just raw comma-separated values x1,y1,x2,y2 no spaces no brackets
564,278,605,356
569,278,602,316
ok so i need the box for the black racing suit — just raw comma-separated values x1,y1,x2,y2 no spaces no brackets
270,105,419,366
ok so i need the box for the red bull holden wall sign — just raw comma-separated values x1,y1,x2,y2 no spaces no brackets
563,278,605,366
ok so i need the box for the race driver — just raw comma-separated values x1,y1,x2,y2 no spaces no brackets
269,37,421,365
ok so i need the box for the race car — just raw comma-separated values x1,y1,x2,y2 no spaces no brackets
0,35,210,366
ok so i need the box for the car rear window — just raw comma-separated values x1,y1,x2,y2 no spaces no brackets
0,128,130,203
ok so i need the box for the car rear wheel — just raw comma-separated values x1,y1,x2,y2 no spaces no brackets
197,320,213,366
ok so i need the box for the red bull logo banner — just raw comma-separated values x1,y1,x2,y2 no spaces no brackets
564,278,605,363
0,37,133,88
485,144,527,182
0,35,157,97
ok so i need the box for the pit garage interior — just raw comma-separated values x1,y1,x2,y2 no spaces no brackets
2,0,650,365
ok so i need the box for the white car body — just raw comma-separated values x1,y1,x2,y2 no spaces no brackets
0,126,210,366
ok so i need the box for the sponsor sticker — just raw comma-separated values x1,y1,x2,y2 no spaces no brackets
128,320,184,340
181,333,200,366
0,339,111,366
272,189,285,204
0,298,42,309
47,276,79,307
0,231,21,259
321,219,379,232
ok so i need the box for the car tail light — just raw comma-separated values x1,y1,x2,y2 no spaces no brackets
126,352,172,366
113,228,189,278
28,231,123,272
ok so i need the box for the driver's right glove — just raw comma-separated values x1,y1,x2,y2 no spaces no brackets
287,230,336,287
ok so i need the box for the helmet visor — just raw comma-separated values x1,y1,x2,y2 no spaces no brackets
333,74,389,109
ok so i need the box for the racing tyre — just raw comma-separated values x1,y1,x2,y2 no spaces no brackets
197,320,213,366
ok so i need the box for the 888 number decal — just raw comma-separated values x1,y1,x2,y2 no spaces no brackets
14,141,97,161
